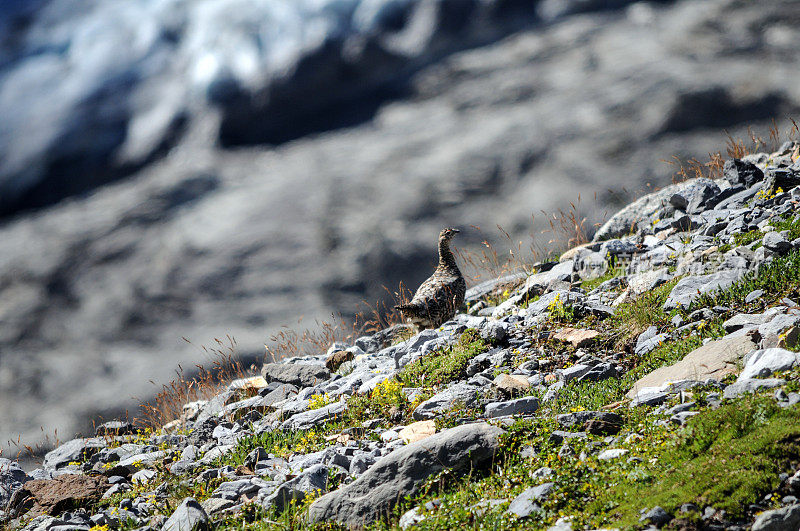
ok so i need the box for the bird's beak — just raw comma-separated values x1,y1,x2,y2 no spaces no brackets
452,229,460,233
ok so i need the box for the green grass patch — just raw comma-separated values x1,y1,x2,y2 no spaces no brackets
397,329,489,388
374,393,800,531
772,214,800,241
604,278,680,350
692,248,800,311
581,264,627,293
588,397,800,526
548,333,705,414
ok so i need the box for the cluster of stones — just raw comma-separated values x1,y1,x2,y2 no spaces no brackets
3,142,800,530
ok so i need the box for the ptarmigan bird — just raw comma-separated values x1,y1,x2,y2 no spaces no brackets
395,227,466,329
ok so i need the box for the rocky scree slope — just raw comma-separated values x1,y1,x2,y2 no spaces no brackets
4,143,800,529
4,0,800,450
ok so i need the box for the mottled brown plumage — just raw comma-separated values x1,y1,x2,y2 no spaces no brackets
395,228,466,329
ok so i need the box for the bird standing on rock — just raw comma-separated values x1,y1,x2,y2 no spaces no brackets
395,227,466,330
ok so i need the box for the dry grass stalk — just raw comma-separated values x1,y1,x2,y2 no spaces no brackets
357,282,413,334
541,197,590,254
454,223,538,284
136,335,248,430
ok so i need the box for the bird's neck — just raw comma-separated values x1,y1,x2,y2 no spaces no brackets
438,239,458,270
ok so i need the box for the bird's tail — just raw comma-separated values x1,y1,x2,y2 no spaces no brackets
394,303,415,312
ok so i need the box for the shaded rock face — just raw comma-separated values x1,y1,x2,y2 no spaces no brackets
3,0,800,450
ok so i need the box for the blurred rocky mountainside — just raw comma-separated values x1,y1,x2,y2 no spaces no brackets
1,0,800,450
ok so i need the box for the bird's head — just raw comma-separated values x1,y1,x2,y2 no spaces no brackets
439,227,460,241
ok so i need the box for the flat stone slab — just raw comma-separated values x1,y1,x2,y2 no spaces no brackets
162,497,210,531
663,270,744,310
723,378,786,399
307,423,503,527
261,363,331,388
627,335,757,398
21,475,108,516
413,383,481,420
551,327,599,347
485,397,540,418
399,421,436,444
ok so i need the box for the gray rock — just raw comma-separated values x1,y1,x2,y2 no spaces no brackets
739,348,800,380
663,270,744,310
542,381,563,403
560,364,592,382
281,401,346,430
94,420,135,436
201,497,236,515
169,460,197,475
669,178,720,214
630,390,671,407
0,458,31,510
723,378,786,399
261,363,331,389
597,448,628,460
724,158,764,188
576,251,608,280
723,313,769,332
556,411,622,429
262,464,328,512
349,452,377,477
109,450,167,476
398,506,425,529
482,321,511,343
751,503,800,531
599,239,639,257
288,448,348,474
195,392,234,424
484,397,540,418
506,483,554,518
307,423,503,527
413,383,480,420
635,333,669,356
636,325,659,347
259,384,299,407
548,431,588,445
764,168,800,193
524,290,586,317
640,505,672,526
577,362,618,383
763,231,792,254
594,183,680,241
162,497,209,531
494,262,575,316
43,438,106,469
212,478,266,500
465,273,527,303
547,517,575,531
